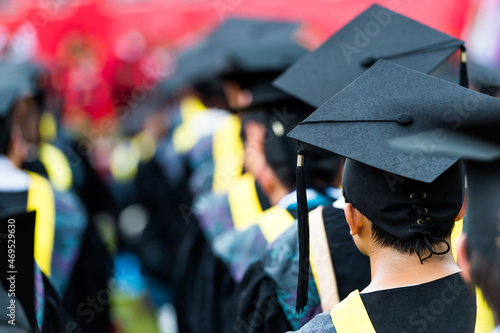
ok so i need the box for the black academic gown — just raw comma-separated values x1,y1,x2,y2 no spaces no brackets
173,218,237,333
233,205,371,333
60,146,115,333
172,177,272,333
0,283,31,333
133,152,193,286
0,211,66,333
293,273,476,333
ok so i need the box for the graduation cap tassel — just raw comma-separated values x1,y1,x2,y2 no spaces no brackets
459,46,469,88
295,142,310,314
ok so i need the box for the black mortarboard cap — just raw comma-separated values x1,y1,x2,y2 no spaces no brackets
170,41,231,89
0,61,42,81
469,60,500,96
386,98,500,263
208,18,297,44
224,23,307,74
261,99,315,170
161,18,301,96
288,60,497,183
0,83,20,120
0,61,46,109
0,61,43,90
290,60,477,312
389,130,500,163
220,21,306,109
274,4,466,108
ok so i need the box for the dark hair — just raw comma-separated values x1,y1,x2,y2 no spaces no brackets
265,140,343,192
466,242,500,319
239,110,268,143
195,79,227,109
0,117,12,154
370,219,454,258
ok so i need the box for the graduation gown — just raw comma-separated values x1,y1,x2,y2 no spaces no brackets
25,145,89,296
0,211,66,333
172,211,237,333
213,189,335,283
0,156,55,276
174,188,334,333
194,172,271,245
233,203,371,332
133,137,192,286
292,273,476,333
61,145,115,333
172,174,269,333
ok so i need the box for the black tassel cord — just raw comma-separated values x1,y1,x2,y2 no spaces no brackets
460,45,469,88
296,143,310,314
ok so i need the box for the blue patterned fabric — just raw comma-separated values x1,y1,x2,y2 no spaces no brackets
194,190,234,244
213,189,335,284
34,263,44,332
289,311,336,333
50,189,88,295
263,223,322,330
183,110,233,195
213,224,268,282
187,136,215,194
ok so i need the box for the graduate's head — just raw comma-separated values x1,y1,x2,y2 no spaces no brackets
223,72,286,111
284,60,477,312
229,71,309,193
239,96,344,204
194,78,228,109
238,98,312,202
0,62,47,155
262,101,343,193
0,83,26,159
169,18,306,111
342,158,464,261
239,110,267,178
0,113,12,155
364,59,500,325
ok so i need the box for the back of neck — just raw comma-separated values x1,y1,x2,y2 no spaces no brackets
363,246,460,293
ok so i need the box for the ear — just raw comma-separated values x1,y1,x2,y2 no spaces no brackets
344,203,363,236
243,121,267,177
237,89,253,109
244,121,265,154
223,81,241,109
7,125,27,167
456,234,472,284
456,187,467,221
